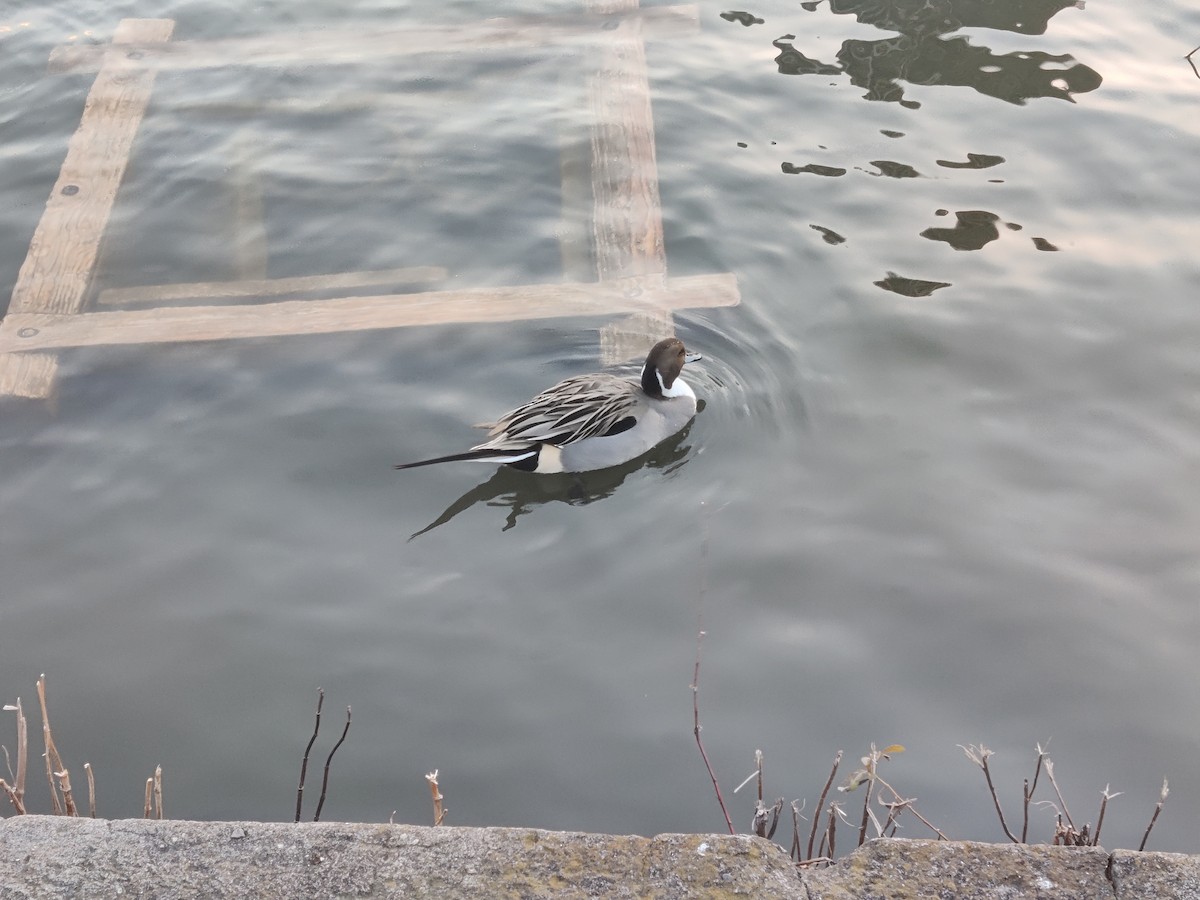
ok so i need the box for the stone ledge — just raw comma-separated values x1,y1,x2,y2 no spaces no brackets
1,816,1197,898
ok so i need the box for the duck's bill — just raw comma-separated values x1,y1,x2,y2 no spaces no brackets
685,351,703,363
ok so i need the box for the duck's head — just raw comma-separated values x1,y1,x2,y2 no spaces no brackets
642,337,701,399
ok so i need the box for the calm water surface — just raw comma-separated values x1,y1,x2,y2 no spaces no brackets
2,0,1199,852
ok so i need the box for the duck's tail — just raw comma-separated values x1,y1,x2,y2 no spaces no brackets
393,448,537,470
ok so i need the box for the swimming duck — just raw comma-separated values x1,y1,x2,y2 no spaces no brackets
395,337,701,473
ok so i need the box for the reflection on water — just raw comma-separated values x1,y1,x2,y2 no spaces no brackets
873,271,952,296
772,0,1100,106
408,421,696,540
920,209,1001,251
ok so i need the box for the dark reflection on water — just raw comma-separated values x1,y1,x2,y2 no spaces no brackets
937,153,1005,170
874,271,952,296
920,209,1001,251
408,421,696,540
773,0,1100,106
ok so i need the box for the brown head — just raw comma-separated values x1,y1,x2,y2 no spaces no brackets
641,338,701,399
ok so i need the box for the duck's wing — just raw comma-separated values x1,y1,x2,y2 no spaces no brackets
473,374,641,451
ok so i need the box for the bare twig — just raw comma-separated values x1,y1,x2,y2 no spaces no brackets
85,763,96,818
153,765,164,819
875,776,948,840
797,855,832,869
143,778,153,818
8,697,26,808
1027,744,1046,844
1,698,28,814
426,770,446,826
691,629,734,835
826,803,838,859
789,800,804,860
36,676,65,815
690,506,735,836
807,750,842,860
313,706,351,822
960,744,1018,843
1187,45,1200,80
55,768,77,817
753,796,783,839
1138,779,1169,851
295,688,325,823
1091,784,1121,846
857,766,877,846
1044,760,1074,831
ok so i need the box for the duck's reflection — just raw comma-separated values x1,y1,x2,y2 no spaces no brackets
408,420,696,540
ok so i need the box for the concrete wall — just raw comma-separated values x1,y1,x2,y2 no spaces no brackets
1,816,1197,898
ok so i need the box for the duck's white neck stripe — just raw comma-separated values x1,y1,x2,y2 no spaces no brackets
656,371,695,400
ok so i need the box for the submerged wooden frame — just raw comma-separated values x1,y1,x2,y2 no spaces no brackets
0,3,739,399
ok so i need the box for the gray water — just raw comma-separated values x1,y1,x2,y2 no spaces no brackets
2,0,1199,853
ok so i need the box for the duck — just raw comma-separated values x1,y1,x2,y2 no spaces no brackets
394,337,701,473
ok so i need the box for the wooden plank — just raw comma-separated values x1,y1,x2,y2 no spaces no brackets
0,274,739,353
0,353,58,400
1,18,175,399
11,19,175,317
48,7,700,75
96,267,449,306
585,0,674,363
585,3,665,281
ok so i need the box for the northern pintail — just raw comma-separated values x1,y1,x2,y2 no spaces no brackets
395,337,701,473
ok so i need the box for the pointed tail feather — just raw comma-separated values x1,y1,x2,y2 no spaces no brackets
394,448,537,470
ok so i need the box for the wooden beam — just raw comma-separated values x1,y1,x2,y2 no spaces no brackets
585,3,665,281
96,266,449,306
0,274,739,353
48,6,700,75
1,18,175,399
585,0,674,364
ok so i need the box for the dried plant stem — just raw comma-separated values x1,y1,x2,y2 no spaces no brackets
13,696,27,806
826,804,837,859
425,770,446,825
36,675,66,815
313,706,351,822
1,697,28,814
857,769,877,847
55,768,78,817
1138,780,1169,852
691,630,734,835
85,763,96,818
789,800,803,860
1044,760,1074,831
295,688,325,823
153,765,164,819
807,751,842,860
1188,45,1200,80
961,745,1018,843
875,776,948,840
143,778,153,818
1022,746,1046,842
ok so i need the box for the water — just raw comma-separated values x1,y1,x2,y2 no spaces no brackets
2,0,1199,853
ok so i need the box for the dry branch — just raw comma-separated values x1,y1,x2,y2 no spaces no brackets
295,688,324,823
1,697,28,814
313,706,351,822
85,763,96,817
36,676,66,815
1138,780,1169,851
807,750,842,860
153,765,164,819
425,770,446,826
960,744,1018,843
